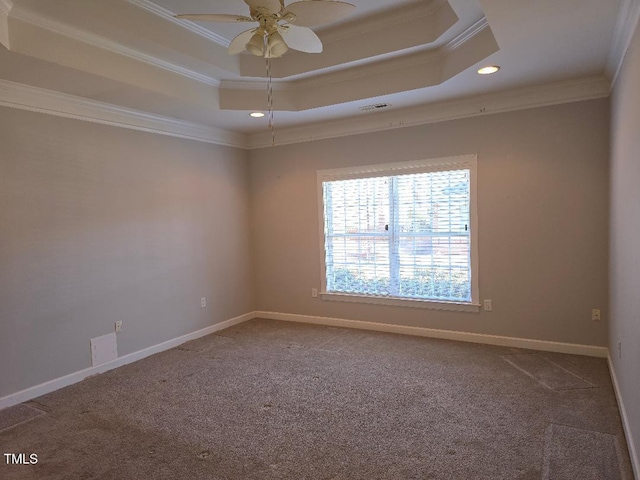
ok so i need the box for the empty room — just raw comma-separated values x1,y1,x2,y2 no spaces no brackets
1,0,639,478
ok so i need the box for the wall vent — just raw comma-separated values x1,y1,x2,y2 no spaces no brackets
359,103,392,112
90,333,117,367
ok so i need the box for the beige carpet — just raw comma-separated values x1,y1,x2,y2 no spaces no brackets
0,319,633,479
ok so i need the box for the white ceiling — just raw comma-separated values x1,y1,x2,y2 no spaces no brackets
0,0,626,144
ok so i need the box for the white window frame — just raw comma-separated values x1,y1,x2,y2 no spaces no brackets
317,154,480,312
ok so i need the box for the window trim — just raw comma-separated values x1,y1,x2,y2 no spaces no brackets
316,154,480,312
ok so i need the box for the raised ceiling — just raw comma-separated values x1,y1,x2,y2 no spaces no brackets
0,0,631,148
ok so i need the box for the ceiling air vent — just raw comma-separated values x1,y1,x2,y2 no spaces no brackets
359,103,392,112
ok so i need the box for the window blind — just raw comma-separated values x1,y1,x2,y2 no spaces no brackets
322,167,472,303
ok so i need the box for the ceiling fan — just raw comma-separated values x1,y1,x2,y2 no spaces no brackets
175,1,355,146
175,0,356,58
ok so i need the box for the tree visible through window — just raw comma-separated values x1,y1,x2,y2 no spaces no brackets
320,159,475,304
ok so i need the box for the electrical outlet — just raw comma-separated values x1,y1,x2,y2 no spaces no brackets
592,309,601,322
483,299,493,311
201,297,206,308
311,288,318,298
115,321,123,333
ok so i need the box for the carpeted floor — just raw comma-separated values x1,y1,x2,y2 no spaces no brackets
0,319,633,479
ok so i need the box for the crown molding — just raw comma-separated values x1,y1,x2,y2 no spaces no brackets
0,80,248,149
233,44,443,89
124,0,230,48
0,0,11,48
10,6,220,86
606,0,640,88
129,0,444,47
0,0,13,16
221,18,495,110
318,17,491,88
0,74,611,153
239,0,457,79
247,76,611,149
221,44,443,93
444,17,488,52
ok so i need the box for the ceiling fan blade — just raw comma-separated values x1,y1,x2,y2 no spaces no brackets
280,24,322,53
244,0,282,12
174,14,254,23
228,28,258,55
284,1,355,27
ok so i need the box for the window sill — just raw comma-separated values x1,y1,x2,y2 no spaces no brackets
320,292,481,312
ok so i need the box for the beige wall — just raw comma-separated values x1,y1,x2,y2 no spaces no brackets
250,99,610,346
0,95,616,405
610,21,640,473
0,108,253,398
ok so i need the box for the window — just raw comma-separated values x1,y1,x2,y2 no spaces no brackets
317,155,479,311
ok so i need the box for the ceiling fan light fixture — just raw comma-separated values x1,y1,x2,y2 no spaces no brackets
267,31,289,58
246,31,265,56
478,65,500,75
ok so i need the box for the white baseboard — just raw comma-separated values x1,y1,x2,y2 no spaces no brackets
608,354,640,480
255,311,609,358
0,310,612,412
0,312,254,410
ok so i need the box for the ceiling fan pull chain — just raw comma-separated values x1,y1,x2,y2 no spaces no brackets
265,45,276,147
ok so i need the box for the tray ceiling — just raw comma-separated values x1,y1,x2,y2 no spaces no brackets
0,0,627,147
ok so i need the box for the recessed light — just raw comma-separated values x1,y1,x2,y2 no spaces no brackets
478,65,500,75
250,112,265,118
